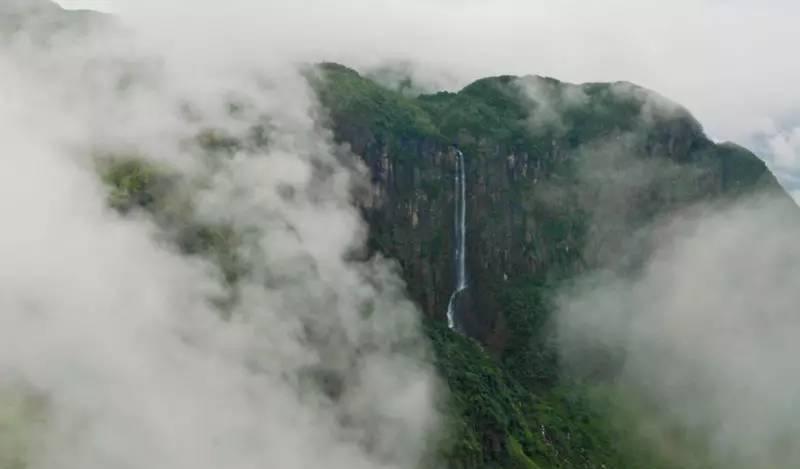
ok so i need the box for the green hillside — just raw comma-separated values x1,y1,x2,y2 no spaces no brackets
84,63,793,469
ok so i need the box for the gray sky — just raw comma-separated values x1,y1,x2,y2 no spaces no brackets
54,0,800,198
56,0,112,10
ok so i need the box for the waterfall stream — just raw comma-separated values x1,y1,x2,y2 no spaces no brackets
446,149,467,330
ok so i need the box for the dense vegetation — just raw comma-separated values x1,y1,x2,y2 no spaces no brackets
83,63,792,469
311,64,791,469
2,7,791,460
4,3,795,469
92,63,790,469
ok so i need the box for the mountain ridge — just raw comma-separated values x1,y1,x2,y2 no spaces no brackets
1,3,795,466
313,61,787,328
306,63,795,468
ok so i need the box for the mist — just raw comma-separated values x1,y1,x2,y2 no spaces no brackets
518,82,800,466
557,194,800,467
0,2,437,468
7,1,800,468
57,0,800,196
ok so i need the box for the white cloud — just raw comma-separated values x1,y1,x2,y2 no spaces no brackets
558,196,800,467
767,127,800,170
54,0,800,184
10,1,800,466
54,0,113,11
1,3,438,468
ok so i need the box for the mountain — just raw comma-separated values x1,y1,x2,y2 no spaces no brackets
307,64,793,469
312,63,786,337
3,3,795,467
97,62,793,468
0,0,107,38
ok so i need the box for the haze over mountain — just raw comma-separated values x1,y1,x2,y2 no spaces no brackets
3,2,800,469
54,0,800,199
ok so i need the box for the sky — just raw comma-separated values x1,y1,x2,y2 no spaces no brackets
56,0,112,10
54,0,800,199
53,0,800,199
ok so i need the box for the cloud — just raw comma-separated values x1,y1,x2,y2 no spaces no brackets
515,75,589,132
0,3,438,469
52,0,800,189
55,0,113,11
767,127,800,170
557,194,800,467
10,1,800,466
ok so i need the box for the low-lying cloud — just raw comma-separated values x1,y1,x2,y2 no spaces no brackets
0,3,438,468
55,0,800,198
558,195,800,467
8,1,800,468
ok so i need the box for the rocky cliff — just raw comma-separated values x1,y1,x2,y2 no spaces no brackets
313,63,787,348
5,3,797,469
93,61,792,469
310,64,797,469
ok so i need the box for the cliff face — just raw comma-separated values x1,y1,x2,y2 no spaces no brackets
8,5,796,469
314,63,787,347
93,60,794,469
311,66,797,469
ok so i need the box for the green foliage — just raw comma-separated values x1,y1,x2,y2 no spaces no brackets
507,436,541,469
100,157,172,212
497,279,558,390
418,77,536,147
426,321,537,468
312,64,795,469
88,65,793,469
427,314,684,468
312,63,441,141
0,391,44,469
99,157,244,290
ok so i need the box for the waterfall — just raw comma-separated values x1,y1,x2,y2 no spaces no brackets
446,149,467,330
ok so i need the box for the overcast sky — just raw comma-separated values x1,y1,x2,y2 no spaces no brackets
54,0,800,198
56,0,112,10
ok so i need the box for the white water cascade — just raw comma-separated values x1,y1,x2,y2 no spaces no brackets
446,149,467,330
